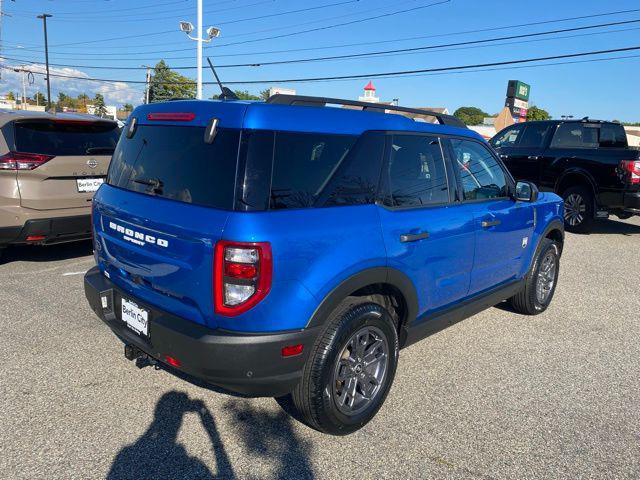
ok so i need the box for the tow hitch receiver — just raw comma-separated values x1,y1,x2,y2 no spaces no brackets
124,344,143,361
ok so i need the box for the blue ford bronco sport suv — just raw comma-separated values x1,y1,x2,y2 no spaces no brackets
84,95,564,435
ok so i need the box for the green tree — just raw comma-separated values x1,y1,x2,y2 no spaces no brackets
93,93,108,117
526,106,551,121
33,92,46,105
123,103,134,111
259,89,271,101
6,92,15,101
453,106,488,126
232,90,261,100
148,60,196,102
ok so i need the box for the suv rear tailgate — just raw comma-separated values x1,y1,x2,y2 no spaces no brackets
13,119,118,210
18,154,110,210
94,185,229,329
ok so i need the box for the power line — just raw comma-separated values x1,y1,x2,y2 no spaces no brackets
6,7,639,60
10,0,450,53
3,18,639,71
3,45,639,86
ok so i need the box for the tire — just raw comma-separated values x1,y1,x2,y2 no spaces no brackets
616,212,633,220
290,298,399,435
562,186,594,233
509,238,560,315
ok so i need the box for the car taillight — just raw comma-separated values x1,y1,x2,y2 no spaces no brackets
620,160,640,185
214,240,272,316
0,152,54,170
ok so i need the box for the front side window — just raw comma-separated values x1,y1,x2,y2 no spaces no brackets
451,138,509,201
386,134,449,207
490,125,523,148
519,123,552,148
270,132,357,210
550,123,598,148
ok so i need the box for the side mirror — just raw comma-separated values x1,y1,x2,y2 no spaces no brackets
515,181,539,202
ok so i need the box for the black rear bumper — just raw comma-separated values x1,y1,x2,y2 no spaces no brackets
623,191,640,213
84,266,319,397
0,214,91,247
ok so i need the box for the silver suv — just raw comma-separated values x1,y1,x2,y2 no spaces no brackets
0,110,119,260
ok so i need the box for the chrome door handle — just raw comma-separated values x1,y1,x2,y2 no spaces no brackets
400,232,429,243
481,220,501,228
528,155,540,160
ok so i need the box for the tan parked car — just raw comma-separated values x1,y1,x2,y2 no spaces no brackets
0,110,120,260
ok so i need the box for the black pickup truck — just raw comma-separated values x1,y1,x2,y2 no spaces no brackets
491,119,640,232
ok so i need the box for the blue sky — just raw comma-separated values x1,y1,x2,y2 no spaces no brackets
1,0,639,121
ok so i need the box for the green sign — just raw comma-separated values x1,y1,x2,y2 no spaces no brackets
507,80,530,101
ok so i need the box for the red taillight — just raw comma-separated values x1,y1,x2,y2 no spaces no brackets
214,240,272,317
26,235,46,242
281,344,304,357
164,355,182,368
0,152,55,170
620,160,640,185
147,112,196,122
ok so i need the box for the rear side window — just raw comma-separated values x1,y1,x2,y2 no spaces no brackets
550,123,598,148
107,125,240,210
519,123,552,148
490,125,523,148
270,132,357,210
386,134,449,207
599,124,628,148
14,121,119,156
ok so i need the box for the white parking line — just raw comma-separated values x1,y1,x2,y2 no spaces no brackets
62,271,87,277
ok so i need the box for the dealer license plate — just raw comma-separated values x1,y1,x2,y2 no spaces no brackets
77,178,104,193
121,297,149,337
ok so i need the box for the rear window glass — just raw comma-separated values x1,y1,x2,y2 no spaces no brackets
550,123,599,148
599,124,628,148
14,121,120,156
107,125,240,210
270,132,357,210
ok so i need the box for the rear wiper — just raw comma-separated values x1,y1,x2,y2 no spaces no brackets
86,147,115,155
133,177,164,194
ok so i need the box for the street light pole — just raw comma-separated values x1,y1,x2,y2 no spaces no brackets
37,13,52,111
196,0,203,100
179,2,220,101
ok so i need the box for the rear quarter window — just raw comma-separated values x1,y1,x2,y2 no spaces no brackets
107,125,240,210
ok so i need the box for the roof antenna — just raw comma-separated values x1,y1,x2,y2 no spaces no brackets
206,57,238,101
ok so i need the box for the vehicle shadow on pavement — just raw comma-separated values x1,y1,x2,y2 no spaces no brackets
1,240,93,264
587,219,640,235
107,391,315,480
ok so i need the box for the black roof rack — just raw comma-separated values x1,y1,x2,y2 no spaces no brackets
266,94,467,129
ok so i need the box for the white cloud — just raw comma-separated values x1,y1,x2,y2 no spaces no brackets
1,60,144,107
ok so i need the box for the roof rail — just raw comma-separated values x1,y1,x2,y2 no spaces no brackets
266,94,467,129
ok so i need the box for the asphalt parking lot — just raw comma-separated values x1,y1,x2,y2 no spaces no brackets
1,217,639,480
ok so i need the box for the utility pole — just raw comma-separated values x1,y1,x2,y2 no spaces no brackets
142,65,152,104
37,13,52,111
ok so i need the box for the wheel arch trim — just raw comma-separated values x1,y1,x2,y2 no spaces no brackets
554,168,598,196
305,267,418,330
